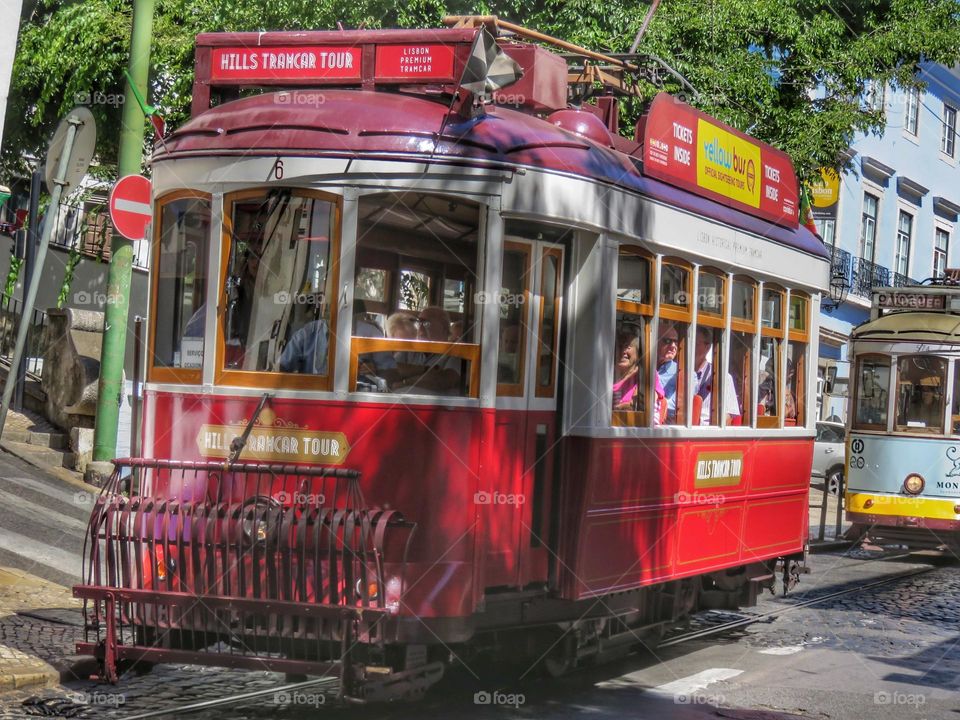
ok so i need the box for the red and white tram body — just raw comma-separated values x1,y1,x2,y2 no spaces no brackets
76,27,830,697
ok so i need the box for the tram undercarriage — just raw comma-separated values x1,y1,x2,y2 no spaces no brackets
76,460,803,701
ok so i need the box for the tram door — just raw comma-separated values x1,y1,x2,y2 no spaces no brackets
486,234,565,589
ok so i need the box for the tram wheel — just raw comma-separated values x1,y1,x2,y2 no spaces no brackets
826,468,844,496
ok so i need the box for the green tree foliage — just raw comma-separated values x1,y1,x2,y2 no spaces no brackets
5,0,960,180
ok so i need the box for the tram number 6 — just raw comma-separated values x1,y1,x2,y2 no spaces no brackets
273,159,284,180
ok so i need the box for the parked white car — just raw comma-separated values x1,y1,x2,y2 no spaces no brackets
812,421,845,494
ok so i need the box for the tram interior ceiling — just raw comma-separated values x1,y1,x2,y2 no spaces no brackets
73,19,834,702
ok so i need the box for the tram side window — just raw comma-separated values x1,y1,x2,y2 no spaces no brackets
152,195,210,373
895,356,947,433
353,193,480,396
656,320,688,424
757,337,780,418
222,191,335,378
693,326,740,425
497,243,530,390
785,342,804,426
854,356,890,429
729,277,756,427
613,249,653,425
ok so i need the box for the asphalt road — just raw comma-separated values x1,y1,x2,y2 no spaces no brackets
0,450,88,587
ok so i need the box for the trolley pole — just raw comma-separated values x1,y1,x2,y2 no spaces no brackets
91,0,155,468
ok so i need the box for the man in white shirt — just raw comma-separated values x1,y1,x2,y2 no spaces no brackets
693,326,741,425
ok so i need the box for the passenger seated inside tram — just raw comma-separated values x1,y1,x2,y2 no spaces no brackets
387,311,428,383
411,306,461,393
612,330,664,422
498,321,522,383
692,326,741,425
758,356,776,416
907,375,943,429
353,300,399,390
656,324,680,423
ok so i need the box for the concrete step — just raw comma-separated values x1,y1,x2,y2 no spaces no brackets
26,430,69,450
1,440,76,471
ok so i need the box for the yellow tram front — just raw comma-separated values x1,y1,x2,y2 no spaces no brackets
846,285,960,549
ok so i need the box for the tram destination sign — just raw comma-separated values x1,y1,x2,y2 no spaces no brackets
875,291,946,310
210,46,362,81
642,93,799,228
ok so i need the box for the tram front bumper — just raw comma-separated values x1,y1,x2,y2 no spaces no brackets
846,490,960,530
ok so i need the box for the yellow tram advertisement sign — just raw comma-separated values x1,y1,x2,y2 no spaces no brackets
694,451,745,488
195,421,350,464
696,119,762,209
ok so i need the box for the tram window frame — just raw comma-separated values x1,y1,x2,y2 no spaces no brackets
351,192,482,398
497,241,533,397
535,246,564,398
215,188,342,391
693,269,728,426
728,276,757,427
894,354,948,434
951,361,960,435
757,285,786,428
613,247,654,426
786,293,809,427
852,354,891,431
147,190,212,386
656,257,693,426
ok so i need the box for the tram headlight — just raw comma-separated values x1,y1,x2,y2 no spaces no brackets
241,497,278,544
903,474,925,495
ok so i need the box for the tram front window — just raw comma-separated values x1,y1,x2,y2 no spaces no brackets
896,356,947,433
223,190,336,377
152,195,210,374
353,193,480,396
854,356,890,429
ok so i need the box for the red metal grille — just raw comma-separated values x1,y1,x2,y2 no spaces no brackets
75,458,414,683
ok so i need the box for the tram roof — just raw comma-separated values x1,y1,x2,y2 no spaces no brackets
155,89,827,260
852,312,960,342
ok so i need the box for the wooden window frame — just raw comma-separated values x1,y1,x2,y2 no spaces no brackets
535,246,564,399
852,353,892,432
730,276,757,334
696,268,727,328
350,338,480,398
760,285,786,338
658,257,692,322
788,293,810,343
147,190,212,385
613,247,654,427
215,188,342,391
497,241,533,398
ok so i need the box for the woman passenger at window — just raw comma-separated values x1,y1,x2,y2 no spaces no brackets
613,334,641,410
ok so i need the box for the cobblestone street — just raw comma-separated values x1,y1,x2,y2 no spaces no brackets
0,548,955,719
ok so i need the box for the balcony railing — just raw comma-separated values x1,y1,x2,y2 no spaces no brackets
827,246,919,300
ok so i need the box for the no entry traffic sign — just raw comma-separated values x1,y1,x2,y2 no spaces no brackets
109,175,153,241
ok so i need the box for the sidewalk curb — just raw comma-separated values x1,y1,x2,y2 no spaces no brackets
0,438,92,491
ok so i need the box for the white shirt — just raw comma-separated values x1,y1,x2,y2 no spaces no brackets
694,361,741,424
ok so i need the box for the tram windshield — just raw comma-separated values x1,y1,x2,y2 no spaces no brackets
895,355,947,433
223,190,336,376
854,356,890,430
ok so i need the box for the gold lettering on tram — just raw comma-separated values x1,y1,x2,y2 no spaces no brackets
694,450,744,488
195,413,350,464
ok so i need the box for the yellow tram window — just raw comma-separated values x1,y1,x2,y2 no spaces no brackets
854,356,890,430
149,193,211,383
219,190,337,387
895,356,947,434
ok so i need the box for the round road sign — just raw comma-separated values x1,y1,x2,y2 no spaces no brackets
109,175,153,241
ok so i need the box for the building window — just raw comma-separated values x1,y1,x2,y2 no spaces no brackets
895,210,913,277
814,216,836,246
865,80,885,112
942,104,957,157
860,193,878,262
905,87,920,136
934,227,950,278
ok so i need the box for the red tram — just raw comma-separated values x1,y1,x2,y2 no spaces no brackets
75,20,830,699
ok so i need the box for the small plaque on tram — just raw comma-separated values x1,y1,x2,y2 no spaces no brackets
694,451,744,488
875,292,946,310
375,44,456,80
196,422,350,464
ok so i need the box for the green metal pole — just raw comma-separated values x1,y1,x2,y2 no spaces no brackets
92,0,155,463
